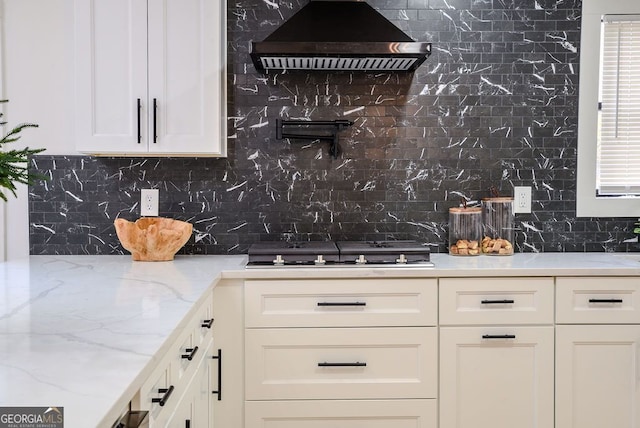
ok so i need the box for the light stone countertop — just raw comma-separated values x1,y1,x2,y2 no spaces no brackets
232,252,640,279
0,255,246,428
2,252,640,427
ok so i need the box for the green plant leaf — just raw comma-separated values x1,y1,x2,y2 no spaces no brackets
0,101,47,201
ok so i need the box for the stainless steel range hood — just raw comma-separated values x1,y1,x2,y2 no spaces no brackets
250,0,432,73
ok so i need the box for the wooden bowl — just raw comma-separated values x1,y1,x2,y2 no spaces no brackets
114,217,193,261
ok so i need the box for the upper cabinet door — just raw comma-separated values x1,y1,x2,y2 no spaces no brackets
74,0,148,154
147,0,226,156
74,0,227,156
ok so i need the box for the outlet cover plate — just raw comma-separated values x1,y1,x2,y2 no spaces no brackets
140,189,159,217
514,186,531,214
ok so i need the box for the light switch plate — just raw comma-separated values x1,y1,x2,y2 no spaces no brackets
514,186,531,214
140,189,159,217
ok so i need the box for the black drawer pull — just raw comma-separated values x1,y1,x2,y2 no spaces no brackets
318,361,367,367
481,299,515,304
589,298,623,304
181,346,199,361
201,318,214,328
317,302,366,307
482,334,516,340
212,348,222,401
152,385,174,406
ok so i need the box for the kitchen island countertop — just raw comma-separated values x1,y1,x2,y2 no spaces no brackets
2,252,640,427
0,255,246,428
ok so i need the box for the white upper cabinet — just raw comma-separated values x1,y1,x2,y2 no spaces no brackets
74,0,226,156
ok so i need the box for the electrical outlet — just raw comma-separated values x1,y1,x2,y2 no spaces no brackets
140,189,159,217
514,186,531,214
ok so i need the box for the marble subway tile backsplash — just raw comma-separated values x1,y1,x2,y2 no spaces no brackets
28,0,638,255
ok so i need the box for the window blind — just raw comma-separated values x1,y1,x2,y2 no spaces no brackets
597,15,640,196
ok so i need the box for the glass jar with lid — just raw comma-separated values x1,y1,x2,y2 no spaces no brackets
481,197,514,255
449,206,482,256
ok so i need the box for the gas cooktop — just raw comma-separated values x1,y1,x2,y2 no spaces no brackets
246,240,433,268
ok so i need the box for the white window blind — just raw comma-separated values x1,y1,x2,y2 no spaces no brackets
597,15,640,195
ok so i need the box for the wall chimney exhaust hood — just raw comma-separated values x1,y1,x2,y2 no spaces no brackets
250,0,432,73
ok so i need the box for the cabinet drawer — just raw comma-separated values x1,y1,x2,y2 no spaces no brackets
140,358,176,421
245,278,437,327
439,277,554,325
245,399,437,428
556,277,640,324
194,296,215,346
172,295,214,382
245,327,437,400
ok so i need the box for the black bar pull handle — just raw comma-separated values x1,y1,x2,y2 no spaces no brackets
185,420,191,428
181,346,199,361
589,298,624,303
482,334,516,340
318,361,367,367
136,98,142,144
152,98,158,144
151,385,174,406
212,348,222,400
317,302,366,307
201,318,214,329
481,299,515,304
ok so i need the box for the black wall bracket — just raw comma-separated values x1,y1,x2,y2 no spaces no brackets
276,119,354,158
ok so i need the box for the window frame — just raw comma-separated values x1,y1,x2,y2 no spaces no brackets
576,0,640,217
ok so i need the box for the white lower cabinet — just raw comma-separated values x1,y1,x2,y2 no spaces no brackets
555,277,640,428
146,339,214,427
241,278,438,428
556,325,640,428
135,290,215,428
439,277,555,428
209,274,640,428
245,399,437,428
439,326,555,428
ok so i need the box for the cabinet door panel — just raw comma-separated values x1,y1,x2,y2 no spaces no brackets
74,0,147,153
440,326,554,428
245,399,437,428
556,325,640,428
148,0,225,155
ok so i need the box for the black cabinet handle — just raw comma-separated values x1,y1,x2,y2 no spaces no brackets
181,346,199,361
482,334,516,339
185,420,191,428
136,98,141,144
151,385,174,406
201,318,214,329
152,98,157,144
481,299,515,304
212,348,222,401
318,362,367,367
317,302,366,307
589,298,623,303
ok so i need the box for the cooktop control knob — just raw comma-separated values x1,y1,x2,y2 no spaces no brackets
314,255,326,265
396,254,408,264
273,255,285,265
355,255,367,264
